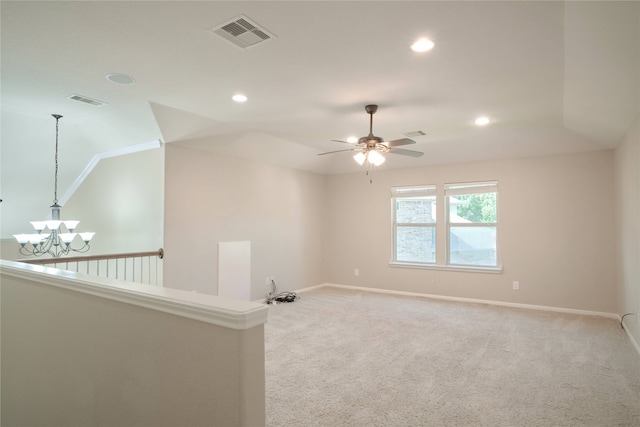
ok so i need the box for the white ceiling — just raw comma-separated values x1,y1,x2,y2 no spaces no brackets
1,1,639,238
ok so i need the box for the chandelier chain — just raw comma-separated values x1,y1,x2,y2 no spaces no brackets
53,114,60,204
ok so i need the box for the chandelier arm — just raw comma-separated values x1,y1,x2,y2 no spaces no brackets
42,231,56,254
18,246,33,257
76,243,91,253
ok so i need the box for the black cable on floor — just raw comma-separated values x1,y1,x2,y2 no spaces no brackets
620,313,634,329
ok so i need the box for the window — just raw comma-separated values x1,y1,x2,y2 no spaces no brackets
392,186,437,264
391,181,500,271
446,182,498,267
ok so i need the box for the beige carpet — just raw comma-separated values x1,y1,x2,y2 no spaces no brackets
264,287,640,426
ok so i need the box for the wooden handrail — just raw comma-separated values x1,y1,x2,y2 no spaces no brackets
18,248,164,265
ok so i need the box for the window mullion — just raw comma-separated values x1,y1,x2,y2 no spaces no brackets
437,184,447,266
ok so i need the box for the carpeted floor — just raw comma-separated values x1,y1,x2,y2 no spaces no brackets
264,287,640,427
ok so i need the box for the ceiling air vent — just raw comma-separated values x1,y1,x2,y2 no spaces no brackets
67,94,107,107
211,15,274,49
404,130,426,138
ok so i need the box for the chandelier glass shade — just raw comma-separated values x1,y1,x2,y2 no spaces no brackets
14,114,95,258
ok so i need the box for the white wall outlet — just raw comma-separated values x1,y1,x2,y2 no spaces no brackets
513,281,520,290
354,268,359,276
265,277,271,286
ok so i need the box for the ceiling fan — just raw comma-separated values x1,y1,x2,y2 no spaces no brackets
319,104,424,166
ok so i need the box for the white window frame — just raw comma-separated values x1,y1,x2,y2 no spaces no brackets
390,181,502,273
445,181,500,269
391,185,437,265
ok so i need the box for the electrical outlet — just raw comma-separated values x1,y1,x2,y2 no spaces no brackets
354,268,359,276
512,281,519,290
265,277,271,286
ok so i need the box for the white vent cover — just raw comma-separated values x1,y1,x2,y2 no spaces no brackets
210,15,274,49
67,94,107,107
404,130,426,137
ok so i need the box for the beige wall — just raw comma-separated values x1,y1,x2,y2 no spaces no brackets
163,144,326,300
614,116,640,344
1,263,266,427
0,238,22,260
62,147,164,255
325,150,617,313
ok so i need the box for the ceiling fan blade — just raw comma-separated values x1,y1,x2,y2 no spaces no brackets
387,138,416,147
331,139,356,145
318,148,360,156
388,147,424,157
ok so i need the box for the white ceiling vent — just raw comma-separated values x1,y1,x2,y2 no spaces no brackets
211,15,274,49
67,94,107,107
404,130,426,137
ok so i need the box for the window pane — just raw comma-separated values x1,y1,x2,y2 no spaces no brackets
449,226,497,266
396,197,436,223
449,192,496,223
396,226,436,263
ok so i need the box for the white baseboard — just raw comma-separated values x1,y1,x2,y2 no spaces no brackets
295,284,327,294
299,282,619,319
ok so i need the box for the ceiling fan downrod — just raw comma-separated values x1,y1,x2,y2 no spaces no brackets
365,104,378,137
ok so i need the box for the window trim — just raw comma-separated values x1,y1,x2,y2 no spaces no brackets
445,181,500,268
391,185,437,265
389,261,503,274
390,181,503,273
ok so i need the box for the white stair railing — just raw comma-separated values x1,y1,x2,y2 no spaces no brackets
18,249,164,287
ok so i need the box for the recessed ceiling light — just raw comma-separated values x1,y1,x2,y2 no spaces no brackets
411,38,434,52
346,136,358,143
475,116,491,126
232,94,248,103
105,73,135,85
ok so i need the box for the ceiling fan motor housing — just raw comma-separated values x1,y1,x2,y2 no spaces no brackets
358,135,384,145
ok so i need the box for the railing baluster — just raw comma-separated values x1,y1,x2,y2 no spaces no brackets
18,249,163,287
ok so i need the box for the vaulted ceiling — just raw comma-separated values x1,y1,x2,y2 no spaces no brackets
1,1,639,238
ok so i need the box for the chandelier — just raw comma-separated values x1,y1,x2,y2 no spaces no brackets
14,114,95,257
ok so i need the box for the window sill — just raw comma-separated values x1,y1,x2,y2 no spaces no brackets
389,262,503,274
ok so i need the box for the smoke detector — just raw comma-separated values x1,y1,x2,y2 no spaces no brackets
210,15,274,49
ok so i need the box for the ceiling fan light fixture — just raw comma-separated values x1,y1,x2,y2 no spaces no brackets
321,104,422,172
367,150,386,166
